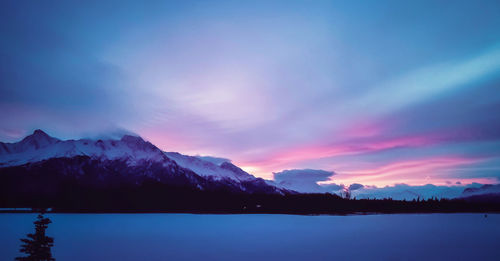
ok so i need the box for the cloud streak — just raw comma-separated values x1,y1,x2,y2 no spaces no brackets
327,156,496,187
1,1,500,189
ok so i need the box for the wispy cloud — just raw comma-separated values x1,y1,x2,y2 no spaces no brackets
2,1,500,188
327,156,494,187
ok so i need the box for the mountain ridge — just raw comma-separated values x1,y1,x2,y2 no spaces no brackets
0,129,289,195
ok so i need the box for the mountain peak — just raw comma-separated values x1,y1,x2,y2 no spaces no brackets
120,134,158,152
18,129,59,150
27,129,58,142
32,129,49,137
120,134,144,142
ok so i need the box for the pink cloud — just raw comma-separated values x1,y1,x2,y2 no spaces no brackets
235,122,495,180
328,156,492,186
139,118,499,185
239,133,439,175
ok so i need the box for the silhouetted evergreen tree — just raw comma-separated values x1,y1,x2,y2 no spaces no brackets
16,213,55,261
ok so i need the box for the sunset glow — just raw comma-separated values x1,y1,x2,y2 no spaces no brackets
1,1,500,189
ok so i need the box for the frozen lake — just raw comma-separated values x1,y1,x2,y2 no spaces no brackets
1,213,499,260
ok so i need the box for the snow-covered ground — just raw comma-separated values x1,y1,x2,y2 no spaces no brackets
1,213,499,261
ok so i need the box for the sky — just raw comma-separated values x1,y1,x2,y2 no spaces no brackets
1,0,500,189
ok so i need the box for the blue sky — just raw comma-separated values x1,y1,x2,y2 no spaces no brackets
1,0,500,186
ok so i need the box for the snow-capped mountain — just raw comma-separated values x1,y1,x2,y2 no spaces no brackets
0,130,168,167
0,130,288,195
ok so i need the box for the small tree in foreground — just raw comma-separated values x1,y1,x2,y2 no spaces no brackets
16,213,55,261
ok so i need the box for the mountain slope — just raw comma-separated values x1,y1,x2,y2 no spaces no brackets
0,130,168,167
0,130,288,199
165,152,253,181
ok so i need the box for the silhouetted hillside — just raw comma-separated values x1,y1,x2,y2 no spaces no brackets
1,158,499,214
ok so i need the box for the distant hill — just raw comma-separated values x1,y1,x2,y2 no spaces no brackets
460,184,500,203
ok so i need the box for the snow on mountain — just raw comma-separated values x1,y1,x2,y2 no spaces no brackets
0,130,283,192
0,130,172,167
0,129,59,154
164,152,255,182
194,155,230,166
